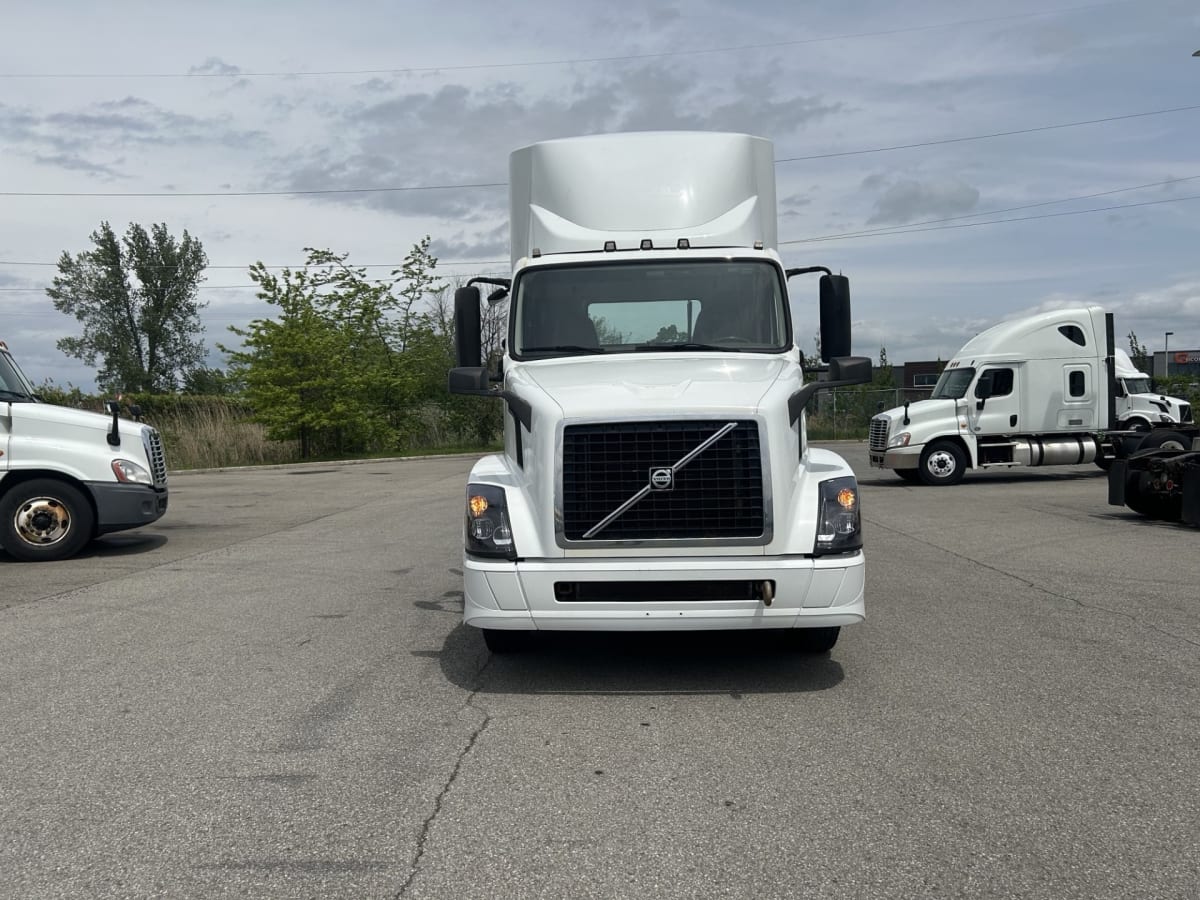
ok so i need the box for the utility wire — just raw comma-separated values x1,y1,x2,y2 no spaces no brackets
0,3,1125,80
4,103,1197,199
0,182,507,198
1,190,1197,295
774,104,1200,162
780,192,1200,245
2,175,1195,271
784,174,1200,244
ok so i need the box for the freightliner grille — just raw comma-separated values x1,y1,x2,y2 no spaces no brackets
143,427,169,487
869,417,890,452
561,420,764,542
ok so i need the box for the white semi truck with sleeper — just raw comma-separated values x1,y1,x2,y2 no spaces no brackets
0,340,168,561
447,131,873,653
868,306,1195,487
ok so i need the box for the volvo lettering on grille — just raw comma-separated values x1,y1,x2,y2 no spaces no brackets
582,422,739,539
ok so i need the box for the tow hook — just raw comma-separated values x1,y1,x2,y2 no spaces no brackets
760,580,774,607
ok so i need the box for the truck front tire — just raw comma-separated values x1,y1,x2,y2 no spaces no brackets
918,441,967,486
482,628,534,654
792,626,840,654
0,479,95,562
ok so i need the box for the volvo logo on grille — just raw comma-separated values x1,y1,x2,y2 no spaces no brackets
649,467,674,491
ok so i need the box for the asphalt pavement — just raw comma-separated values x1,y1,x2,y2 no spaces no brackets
1,446,1197,899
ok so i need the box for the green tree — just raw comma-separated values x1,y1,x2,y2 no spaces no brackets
221,238,463,458
873,345,895,387
47,221,209,393
1127,330,1150,373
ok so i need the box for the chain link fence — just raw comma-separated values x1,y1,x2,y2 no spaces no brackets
805,387,933,440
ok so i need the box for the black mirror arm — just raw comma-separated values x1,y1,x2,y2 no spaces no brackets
785,266,833,280
787,374,872,425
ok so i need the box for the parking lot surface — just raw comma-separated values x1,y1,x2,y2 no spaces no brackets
1,445,1197,898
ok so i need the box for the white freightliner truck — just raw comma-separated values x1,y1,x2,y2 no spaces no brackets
868,306,1197,490
447,132,873,653
0,340,169,561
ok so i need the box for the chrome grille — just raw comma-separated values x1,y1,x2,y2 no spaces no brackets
1181,404,1192,424
143,427,168,486
561,420,764,542
869,417,890,452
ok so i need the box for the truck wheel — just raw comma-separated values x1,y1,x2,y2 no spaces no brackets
792,626,840,654
0,479,95,562
1139,430,1190,452
482,628,533,654
918,441,966,486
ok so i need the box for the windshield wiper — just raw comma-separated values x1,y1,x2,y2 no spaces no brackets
634,342,743,352
521,345,605,355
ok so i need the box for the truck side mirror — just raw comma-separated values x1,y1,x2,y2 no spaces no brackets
454,286,483,368
819,275,851,362
975,373,993,409
448,367,491,395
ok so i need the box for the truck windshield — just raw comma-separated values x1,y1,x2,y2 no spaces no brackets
512,260,789,358
930,367,976,400
0,350,37,401
1123,377,1152,394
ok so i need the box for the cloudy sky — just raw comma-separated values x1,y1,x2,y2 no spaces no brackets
2,0,1198,388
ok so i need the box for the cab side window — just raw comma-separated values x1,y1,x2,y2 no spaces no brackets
975,367,1014,398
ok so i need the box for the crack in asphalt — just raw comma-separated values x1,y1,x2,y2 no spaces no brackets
867,516,1200,651
395,654,494,898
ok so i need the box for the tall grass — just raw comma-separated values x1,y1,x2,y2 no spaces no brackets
149,401,300,470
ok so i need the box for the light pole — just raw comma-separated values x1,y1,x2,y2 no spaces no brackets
1165,331,1173,377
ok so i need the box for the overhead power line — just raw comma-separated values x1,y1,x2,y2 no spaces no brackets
1,190,1197,296
779,192,1200,245
3,102,1196,199
774,104,1200,162
0,182,507,198
0,3,1124,80
784,174,1200,244
1,174,1195,272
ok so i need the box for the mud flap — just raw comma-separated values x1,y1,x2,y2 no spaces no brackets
1107,459,1127,507
1182,467,1200,526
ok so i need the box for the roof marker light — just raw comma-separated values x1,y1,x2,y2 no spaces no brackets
640,239,653,250
603,241,617,252
531,247,541,258
677,238,690,249
754,241,764,250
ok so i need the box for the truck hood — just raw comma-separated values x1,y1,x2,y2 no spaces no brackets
873,397,965,443
1127,392,1192,423
521,354,789,418
9,400,146,441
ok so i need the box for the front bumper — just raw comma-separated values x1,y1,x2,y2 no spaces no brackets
463,553,864,631
86,482,168,534
869,446,923,469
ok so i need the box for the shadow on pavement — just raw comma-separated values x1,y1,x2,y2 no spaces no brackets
428,620,846,696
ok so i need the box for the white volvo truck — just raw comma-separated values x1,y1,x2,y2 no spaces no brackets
447,131,873,653
868,306,1195,486
0,340,168,561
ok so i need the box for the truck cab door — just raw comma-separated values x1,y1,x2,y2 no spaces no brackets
968,367,1020,435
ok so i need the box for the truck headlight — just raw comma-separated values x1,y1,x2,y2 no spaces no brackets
888,432,911,448
1159,414,1173,423
111,459,153,484
814,476,862,556
465,484,517,560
